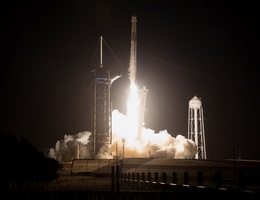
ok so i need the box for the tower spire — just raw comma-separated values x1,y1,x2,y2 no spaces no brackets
100,36,103,68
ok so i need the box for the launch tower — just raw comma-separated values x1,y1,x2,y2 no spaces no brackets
86,37,121,158
188,96,207,159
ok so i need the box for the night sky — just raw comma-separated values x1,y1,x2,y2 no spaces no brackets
1,1,259,159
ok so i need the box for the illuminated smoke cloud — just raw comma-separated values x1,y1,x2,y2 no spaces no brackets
110,110,197,159
48,110,197,159
49,131,92,160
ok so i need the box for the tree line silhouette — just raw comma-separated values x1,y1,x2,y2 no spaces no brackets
0,131,61,189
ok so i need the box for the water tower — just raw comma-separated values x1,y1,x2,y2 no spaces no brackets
188,96,207,159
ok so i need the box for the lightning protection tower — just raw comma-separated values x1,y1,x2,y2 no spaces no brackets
86,36,121,158
188,96,207,159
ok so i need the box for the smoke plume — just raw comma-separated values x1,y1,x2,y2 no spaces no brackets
48,110,197,160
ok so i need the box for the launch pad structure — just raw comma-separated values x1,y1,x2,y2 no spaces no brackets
86,37,121,158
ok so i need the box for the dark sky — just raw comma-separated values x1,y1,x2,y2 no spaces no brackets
1,1,259,159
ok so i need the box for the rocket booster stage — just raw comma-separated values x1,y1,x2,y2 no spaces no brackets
129,15,137,84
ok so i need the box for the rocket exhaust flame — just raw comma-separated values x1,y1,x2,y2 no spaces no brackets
126,82,140,136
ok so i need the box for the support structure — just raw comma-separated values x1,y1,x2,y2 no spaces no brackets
86,36,121,158
188,96,207,159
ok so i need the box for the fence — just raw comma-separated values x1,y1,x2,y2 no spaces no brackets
61,158,260,190
66,159,122,176
110,166,259,199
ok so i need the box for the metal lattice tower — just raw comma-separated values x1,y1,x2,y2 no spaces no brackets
188,96,207,159
92,67,111,157
86,37,121,158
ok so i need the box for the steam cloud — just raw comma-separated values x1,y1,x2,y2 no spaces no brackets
48,110,197,160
